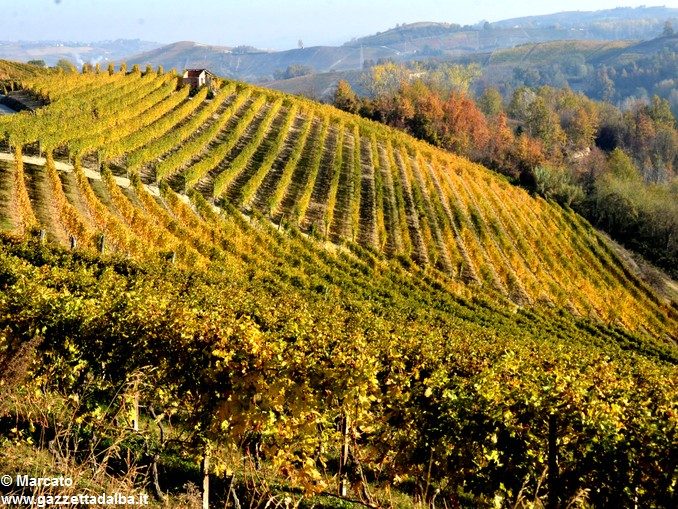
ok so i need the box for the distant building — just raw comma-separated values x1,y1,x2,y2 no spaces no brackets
181,69,215,89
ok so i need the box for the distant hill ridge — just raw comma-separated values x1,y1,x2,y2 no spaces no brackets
123,6,678,81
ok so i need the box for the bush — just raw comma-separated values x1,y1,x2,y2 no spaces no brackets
533,165,584,206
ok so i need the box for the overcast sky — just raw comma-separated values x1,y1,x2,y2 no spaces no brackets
2,1,677,49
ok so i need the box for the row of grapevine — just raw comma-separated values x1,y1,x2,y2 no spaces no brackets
21,157,71,244
10,73,165,150
423,158,479,283
238,104,299,207
354,133,377,248
272,112,326,225
408,152,454,272
210,96,278,197
348,125,363,242
102,168,175,252
384,140,413,256
125,83,236,172
67,72,176,151
264,114,315,215
292,116,333,232
69,78,178,157
374,142,404,255
330,128,359,241
105,87,206,160
130,179,211,268
156,90,260,182
393,145,429,264
71,158,138,255
44,151,94,248
0,160,18,231
69,80,179,154
23,70,124,102
12,146,38,234
178,90,264,189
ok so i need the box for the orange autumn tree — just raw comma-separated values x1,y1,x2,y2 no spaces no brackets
441,91,490,158
482,112,517,175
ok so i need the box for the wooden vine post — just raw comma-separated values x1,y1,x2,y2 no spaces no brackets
339,411,350,497
131,374,140,432
547,413,559,509
201,444,210,509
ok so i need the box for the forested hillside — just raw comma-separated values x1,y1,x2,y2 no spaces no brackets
0,62,676,508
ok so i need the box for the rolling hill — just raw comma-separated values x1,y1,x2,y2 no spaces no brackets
1,64,675,337
0,62,676,506
121,6,677,83
268,34,678,103
0,39,160,67
127,40,399,82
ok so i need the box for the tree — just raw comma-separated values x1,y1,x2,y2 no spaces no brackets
424,63,481,95
508,87,537,123
333,80,359,114
55,59,77,73
594,68,615,103
662,20,674,37
397,80,443,143
649,95,676,128
525,96,566,153
563,105,599,151
364,62,409,97
533,165,584,206
274,64,313,80
607,148,641,181
478,87,503,117
482,112,517,176
440,91,490,157
27,59,46,68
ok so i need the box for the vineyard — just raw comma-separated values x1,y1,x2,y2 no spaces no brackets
0,62,676,508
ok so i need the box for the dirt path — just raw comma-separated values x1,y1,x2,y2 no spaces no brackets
0,152,159,195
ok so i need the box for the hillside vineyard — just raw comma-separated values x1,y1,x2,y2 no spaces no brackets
0,64,677,506
1,68,674,339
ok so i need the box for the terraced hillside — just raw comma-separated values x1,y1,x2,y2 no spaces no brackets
0,66,675,340
0,63,677,507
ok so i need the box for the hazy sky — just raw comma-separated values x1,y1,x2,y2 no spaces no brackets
2,0,677,49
